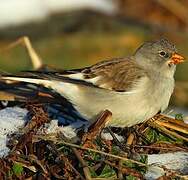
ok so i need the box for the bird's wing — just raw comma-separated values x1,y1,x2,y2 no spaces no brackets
54,58,146,92
1,58,146,92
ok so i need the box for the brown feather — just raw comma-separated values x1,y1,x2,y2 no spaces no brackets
81,58,146,91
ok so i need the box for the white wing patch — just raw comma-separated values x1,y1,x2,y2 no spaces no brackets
2,77,52,87
64,73,84,80
63,73,101,85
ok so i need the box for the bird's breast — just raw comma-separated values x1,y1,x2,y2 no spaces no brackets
132,75,174,107
59,75,175,127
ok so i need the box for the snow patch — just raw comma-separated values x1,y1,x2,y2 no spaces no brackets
101,131,124,142
0,107,28,157
145,152,188,179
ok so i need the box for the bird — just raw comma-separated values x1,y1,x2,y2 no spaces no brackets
0,38,185,127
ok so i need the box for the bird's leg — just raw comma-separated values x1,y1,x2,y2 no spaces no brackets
105,127,127,151
81,110,112,149
0,36,43,70
104,126,137,158
134,123,151,145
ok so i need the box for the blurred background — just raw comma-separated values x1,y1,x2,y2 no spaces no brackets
0,0,187,116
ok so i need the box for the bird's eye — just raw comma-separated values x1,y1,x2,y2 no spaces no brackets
159,51,169,58
159,51,166,57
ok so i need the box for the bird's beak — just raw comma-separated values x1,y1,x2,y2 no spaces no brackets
168,53,185,65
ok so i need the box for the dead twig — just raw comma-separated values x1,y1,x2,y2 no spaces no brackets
27,154,48,175
154,114,188,134
155,120,188,134
9,104,49,154
47,141,85,180
0,36,43,70
72,147,92,180
126,133,135,146
117,160,124,180
82,110,112,148
106,127,127,152
134,144,188,152
148,119,188,142
34,135,147,167
104,160,143,179
24,104,50,134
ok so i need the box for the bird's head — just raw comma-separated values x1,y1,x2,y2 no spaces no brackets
134,39,185,76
